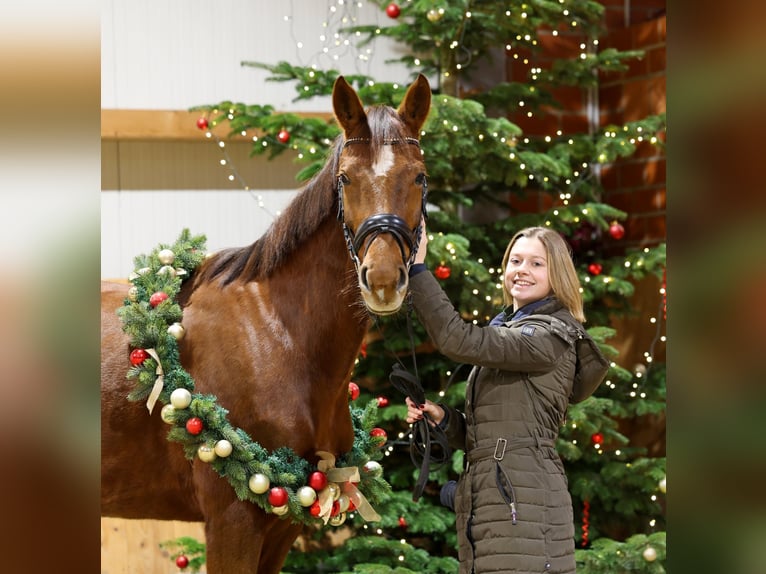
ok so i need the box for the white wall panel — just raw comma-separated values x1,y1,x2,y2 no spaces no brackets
102,0,415,111
101,189,298,279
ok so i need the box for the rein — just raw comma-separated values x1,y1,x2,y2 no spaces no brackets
336,137,427,270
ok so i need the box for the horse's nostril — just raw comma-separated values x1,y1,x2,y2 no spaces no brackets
360,267,370,290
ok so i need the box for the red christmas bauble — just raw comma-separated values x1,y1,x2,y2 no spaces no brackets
591,432,604,445
377,396,389,408
309,500,322,517
268,486,288,507
434,264,451,280
608,221,625,240
330,500,340,517
385,3,401,18
587,263,603,276
277,129,290,144
176,554,189,569
370,427,387,442
185,417,203,435
347,499,356,512
196,117,208,131
149,291,169,307
129,348,149,366
348,382,360,401
398,516,408,528
308,471,328,491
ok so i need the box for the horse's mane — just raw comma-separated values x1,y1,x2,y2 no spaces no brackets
194,105,412,287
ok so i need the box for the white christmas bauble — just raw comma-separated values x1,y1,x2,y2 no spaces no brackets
337,494,350,513
297,486,317,507
158,249,176,265
137,267,151,276
329,512,347,526
128,286,139,302
643,546,657,562
214,440,233,458
175,268,187,278
659,477,666,493
167,322,186,340
170,388,192,409
197,444,217,463
157,265,176,278
128,272,139,281
326,482,341,501
248,473,270,494
363,461,382,477
272,504,289,516
160,404,176,424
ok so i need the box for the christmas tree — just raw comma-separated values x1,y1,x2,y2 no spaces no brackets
171,1,666,572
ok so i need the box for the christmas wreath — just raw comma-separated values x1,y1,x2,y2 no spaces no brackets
117,229,390,527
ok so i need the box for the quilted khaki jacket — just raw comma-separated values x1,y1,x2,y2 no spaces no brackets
409,270,608,574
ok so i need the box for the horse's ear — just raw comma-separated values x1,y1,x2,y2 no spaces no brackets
333,76,367,135
397,74,431,135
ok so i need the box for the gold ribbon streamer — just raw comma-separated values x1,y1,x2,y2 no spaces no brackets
144,348,165,415
316,451,381,523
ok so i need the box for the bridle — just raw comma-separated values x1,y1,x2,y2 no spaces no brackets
336,137,428,270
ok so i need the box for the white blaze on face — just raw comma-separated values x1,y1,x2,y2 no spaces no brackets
372,145,395,178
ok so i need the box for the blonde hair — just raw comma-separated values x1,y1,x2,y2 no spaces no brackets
500,226,586,323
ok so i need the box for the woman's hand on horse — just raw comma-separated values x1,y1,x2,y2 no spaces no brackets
414,218,428,264
405,397,445,427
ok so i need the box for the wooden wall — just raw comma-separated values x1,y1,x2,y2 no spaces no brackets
101,518,206,573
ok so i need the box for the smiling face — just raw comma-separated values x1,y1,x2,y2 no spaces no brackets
503,236,552,310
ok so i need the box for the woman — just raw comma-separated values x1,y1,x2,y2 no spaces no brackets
406,224,609,574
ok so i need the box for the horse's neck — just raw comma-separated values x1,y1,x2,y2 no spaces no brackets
262,215,368,367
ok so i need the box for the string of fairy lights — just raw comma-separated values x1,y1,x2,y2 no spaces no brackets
193,0,666,545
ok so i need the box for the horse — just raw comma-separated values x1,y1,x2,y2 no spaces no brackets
101,74,431,573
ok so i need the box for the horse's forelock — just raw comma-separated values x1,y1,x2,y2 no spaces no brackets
365,106,409,159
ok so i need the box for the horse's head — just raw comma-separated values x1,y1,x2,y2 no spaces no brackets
333,74,431,315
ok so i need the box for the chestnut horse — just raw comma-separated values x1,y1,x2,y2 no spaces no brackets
101,75,431,572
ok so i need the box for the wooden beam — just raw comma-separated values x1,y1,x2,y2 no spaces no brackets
101,109,334,141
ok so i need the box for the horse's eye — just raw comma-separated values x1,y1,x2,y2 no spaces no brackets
415,173,427,186
338,173,350,186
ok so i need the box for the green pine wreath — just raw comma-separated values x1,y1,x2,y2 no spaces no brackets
117,229,390,526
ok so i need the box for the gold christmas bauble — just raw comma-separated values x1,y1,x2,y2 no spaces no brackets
128,286,139,302
167,322,186,340
643,546,657,562
160,404,176,424
427,8,443,22
157,265,176,278
329,512,347,526
337,494,350,513
137,267,151,276
297,486,317,507
272,504,289,516
170,388,192,409
214,440,233,458
197,444,217,463
248,473,270,494
158,249,176,265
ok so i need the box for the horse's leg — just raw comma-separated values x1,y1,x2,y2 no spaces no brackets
258,520,304,574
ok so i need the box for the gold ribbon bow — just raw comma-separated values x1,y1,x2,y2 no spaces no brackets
144,348,165,414
316,451,381,523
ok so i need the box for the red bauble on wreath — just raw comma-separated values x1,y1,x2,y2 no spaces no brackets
185,417,204,436
308,471,328,491
348,382,360,401
370,427,387,443
385,3,401,18
149,291,169,307
608,221,625,240
268,486,288,507
376,396,389,408
129,348,149,366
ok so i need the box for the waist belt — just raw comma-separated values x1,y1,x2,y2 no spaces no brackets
467,436,556,463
